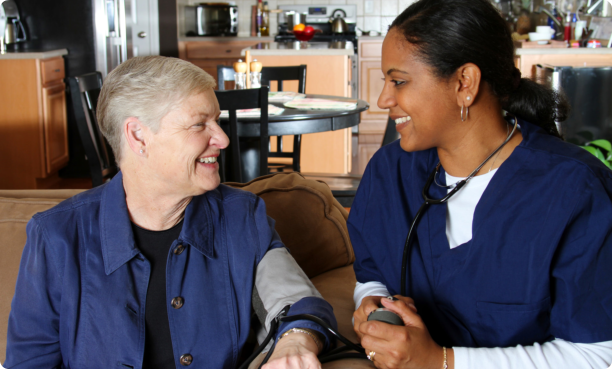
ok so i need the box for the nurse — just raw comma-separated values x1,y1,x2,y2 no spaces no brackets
349,0,612,368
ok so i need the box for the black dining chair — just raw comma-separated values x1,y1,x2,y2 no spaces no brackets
261,65,307,173
303,116,399,207
67,72,117,187
216,64,307,173
215,85,269,183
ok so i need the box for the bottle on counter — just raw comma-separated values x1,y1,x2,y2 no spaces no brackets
256,0,263,37
570,13,577,41
563,12,572,42
260,1,270,37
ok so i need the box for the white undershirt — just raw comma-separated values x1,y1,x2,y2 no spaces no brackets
353,169,612,369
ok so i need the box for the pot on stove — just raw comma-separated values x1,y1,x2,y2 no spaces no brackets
329,9,348,34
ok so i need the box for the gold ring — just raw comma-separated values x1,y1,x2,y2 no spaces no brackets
367,350,376,361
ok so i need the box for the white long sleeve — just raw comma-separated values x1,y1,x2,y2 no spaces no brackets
354,281,612,369
454,339,612,369
353,280,390,309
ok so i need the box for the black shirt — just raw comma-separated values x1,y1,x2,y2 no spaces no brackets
132,219,184,369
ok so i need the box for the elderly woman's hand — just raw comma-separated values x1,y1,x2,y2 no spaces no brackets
356,296,453,369
262,331,321,369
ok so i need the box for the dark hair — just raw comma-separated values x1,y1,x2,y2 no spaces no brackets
391,0,569,138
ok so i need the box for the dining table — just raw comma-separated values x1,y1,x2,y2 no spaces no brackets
219,94,369,183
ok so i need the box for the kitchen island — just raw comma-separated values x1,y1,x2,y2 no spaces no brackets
242,41,356,174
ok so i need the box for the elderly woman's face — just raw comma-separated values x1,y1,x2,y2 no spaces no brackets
145,89,229,196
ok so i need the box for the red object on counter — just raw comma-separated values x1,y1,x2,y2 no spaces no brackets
587,39,601,48
294,26,316,41
564,24,571,41
563,13,574,42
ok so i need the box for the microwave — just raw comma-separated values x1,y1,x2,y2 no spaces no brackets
185,4,238,36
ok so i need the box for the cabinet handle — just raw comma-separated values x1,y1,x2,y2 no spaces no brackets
55,69,60,72
226,49,231,53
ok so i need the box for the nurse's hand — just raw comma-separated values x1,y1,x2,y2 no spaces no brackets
262,331,321,369
357,296,455,369
353,295,384,339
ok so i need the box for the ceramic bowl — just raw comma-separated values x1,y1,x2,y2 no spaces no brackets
528,32,552,42
294,30,315,41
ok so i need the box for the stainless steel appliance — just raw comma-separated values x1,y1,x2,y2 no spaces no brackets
275,5,358,98
285,11,307,30
94,0,161,77
2,0,26,45
329,9,349,34
537,64,612,143
13,0,162,176
276,4,356,36
184,3,238,36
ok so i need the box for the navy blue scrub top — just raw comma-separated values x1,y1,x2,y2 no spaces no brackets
348,119,612,348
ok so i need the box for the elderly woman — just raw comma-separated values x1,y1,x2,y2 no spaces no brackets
5,56,335,369
349,0,612,368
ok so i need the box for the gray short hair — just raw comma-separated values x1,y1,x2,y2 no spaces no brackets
97,56,216,164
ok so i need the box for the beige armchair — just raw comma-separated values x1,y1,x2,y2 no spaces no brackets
0,172,373,368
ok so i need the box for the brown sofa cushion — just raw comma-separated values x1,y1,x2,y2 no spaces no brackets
0,173,356,363
0,191,83,363
225,172,355,278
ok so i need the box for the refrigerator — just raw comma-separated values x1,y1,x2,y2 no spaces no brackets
10,0,169,176
537,64,612,145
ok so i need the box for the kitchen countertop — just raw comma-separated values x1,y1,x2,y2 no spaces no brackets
0,49,68,60
179,36,276,42
515,47,612,55
242,42,354,56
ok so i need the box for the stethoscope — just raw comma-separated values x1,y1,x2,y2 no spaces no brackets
400,116,518,296
243,116,520,369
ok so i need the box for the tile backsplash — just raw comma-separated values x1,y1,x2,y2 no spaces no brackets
180,0,418,37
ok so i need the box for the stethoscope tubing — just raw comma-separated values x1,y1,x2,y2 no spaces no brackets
400,117,518,297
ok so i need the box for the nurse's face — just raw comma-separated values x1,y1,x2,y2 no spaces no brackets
378,28,459,153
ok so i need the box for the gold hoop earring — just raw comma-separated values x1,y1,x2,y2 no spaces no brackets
461,103,469,122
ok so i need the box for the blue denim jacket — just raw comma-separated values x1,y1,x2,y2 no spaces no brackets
5,172,336,368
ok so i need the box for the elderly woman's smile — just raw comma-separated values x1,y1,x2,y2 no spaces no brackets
135,89,229,197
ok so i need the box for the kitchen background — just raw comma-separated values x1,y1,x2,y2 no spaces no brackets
177,0,419,36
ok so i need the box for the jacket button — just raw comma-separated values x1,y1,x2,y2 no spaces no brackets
173,244,185,255
179,353,193,366
171,296,184,309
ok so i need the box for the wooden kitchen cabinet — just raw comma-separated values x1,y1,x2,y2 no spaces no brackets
357,38,388,172
42,82,69,175
0,54,69,189
358,38,387,135
515,48,612,79
179,39,266,88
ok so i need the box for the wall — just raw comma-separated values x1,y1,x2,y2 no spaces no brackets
179,0,418,37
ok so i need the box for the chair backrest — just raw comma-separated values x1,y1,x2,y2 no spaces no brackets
261,65,307,93
381,116,400,147
67,72,117,187
217,65,235,91
215,86,269,182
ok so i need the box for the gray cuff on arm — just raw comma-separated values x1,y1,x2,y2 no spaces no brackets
252,247,322,344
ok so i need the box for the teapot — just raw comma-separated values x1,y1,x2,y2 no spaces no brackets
329,9,348,34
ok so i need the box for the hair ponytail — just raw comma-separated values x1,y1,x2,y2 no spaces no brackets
391,0,570,138
503,78,569,138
